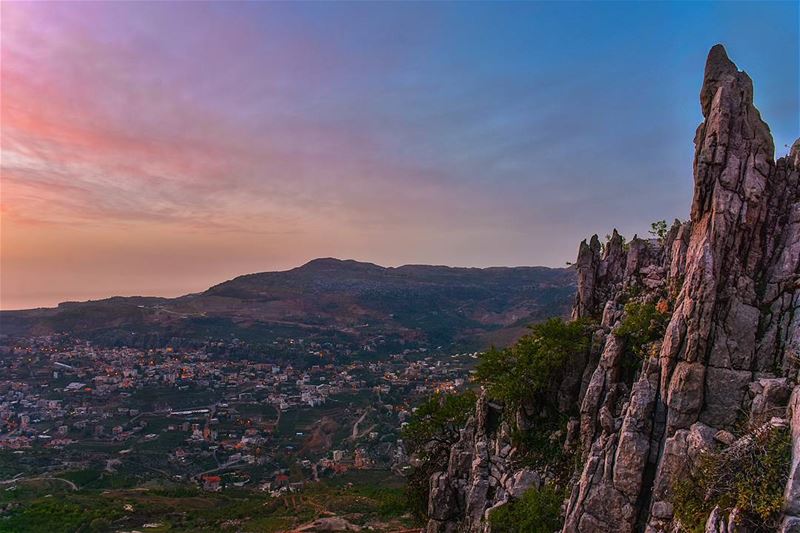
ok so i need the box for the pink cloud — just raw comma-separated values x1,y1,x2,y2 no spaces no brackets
0,1,555,309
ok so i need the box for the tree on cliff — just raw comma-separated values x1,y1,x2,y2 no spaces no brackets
403,390,477,518
474,317,591,410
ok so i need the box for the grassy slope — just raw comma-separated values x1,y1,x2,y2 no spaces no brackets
0,471,415,533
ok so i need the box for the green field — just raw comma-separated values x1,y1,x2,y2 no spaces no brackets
0,471,416,533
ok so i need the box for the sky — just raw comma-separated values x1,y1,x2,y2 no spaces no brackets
1,1,798,310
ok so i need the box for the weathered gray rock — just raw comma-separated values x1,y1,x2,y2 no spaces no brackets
749,378,792,426
783,386,800,525
428,472,458,522
425,44,800,533
563,44,800,533
700,367,752,427
714,429,735,446
507,468,541,498
704,506,726,533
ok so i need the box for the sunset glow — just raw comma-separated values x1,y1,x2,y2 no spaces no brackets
1,1,797,309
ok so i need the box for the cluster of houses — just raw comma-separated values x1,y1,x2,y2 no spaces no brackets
0,334,473,492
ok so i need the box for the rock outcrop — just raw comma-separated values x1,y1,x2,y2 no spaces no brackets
425,45,800,532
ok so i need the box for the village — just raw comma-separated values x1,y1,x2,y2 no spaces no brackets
0,333,474,495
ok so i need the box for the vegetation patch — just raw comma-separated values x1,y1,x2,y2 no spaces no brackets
488,484,564,533
672,424,791,532
474,317,593,476
0,498,124,533
615,301,669,359
649,220,668,241
474,318,591,409
0,475,413,533
510,415,573,476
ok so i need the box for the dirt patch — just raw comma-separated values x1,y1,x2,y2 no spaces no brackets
302,417,339,454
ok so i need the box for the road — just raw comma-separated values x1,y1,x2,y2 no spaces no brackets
351,408,370,440
0,475,78,491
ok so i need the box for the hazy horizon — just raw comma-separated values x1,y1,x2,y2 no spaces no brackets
2,1,798,310
1,256,576,311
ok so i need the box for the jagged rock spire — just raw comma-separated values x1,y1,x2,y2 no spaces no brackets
692,43,774,221
700,44,740,116
424,46,800,533
562,44,800,532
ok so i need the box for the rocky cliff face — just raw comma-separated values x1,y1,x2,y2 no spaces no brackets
425,45,800,533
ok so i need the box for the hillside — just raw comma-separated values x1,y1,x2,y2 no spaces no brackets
0,259,576,355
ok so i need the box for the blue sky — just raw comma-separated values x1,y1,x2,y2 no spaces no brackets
2,1,798,308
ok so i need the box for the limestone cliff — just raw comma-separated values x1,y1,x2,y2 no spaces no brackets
424,45,800,533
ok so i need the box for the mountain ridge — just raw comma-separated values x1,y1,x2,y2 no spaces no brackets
0,258,577,356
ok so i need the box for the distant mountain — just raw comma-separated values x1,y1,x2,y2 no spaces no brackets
0,258,576,355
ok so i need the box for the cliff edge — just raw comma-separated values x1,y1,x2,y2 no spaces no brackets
424,45,800,533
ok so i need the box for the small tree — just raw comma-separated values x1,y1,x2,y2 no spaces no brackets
649,220,668,241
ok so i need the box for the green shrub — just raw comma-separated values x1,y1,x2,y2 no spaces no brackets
403,390,477,459
489,484,564,533
60,469,103,488
474,318,591,409
615,301,668,358
672,424,791,532
474,318,591,475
